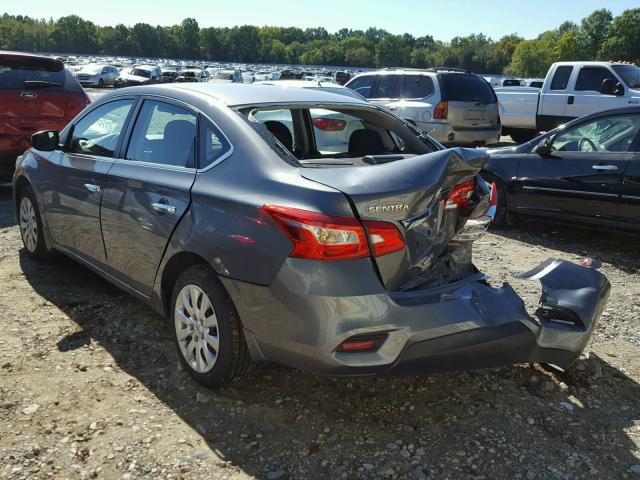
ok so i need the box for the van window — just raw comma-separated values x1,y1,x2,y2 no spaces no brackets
347,75,374,98
403,75,434,99
575,67,617,92
370,75,399,99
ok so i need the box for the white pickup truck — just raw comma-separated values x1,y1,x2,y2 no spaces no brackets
496,61,640,143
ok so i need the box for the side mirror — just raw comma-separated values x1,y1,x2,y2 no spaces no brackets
31,130,60,152
534,135,554,156
600,78,616,95
614,82,625,96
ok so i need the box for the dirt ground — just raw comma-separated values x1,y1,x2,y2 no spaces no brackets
1,182,639,480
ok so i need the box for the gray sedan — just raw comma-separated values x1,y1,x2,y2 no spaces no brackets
13,84,610,388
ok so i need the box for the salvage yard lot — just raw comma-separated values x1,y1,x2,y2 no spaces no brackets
1,180,640,479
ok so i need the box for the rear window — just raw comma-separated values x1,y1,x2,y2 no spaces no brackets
550,66,573,90
440,74,495,103
215,73,233,80
131,68,151,78
403,75,434,99
0,62,80,91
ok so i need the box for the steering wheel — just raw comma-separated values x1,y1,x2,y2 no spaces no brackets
578,137,598,152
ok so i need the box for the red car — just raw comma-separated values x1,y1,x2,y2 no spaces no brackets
0,51,89,182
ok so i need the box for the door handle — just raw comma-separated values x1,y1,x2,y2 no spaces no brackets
592,165,618,171
388,106,397,110
84,183,101,193
21,91,37,98
151,202,176,215
567,95,574,105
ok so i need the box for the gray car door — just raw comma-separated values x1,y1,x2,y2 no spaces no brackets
100,98,197,296
42,98,136,266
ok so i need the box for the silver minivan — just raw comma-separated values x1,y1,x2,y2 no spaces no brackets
346,68,501,146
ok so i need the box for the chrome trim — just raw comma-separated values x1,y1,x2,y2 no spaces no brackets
113,157,196,172
522,186,619,198
84,183,101,194
592,165,618,171
622,194,640,201
151,202,176,215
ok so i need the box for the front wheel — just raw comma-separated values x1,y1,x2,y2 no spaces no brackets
171,265,251,388
18,187,53,261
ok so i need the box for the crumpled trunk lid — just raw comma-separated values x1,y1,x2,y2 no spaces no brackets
300,148,490,290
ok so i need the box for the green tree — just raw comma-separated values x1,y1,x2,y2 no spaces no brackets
506,39,555,77
180,18,200,59
581,9,613,58
601,8,640,63
375,35,410,67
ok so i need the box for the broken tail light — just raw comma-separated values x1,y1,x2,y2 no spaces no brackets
450,181,497,243
445,179,475,210
262,205,405,261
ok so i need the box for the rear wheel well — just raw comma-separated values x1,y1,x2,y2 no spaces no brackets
161,252,210,316
13,176,31,217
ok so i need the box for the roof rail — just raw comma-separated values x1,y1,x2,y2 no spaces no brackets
378,66,474,74
425,67,473,74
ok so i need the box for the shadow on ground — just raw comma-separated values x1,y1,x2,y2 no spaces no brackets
490,219,640,273
16,247,640,479
0,187,15,228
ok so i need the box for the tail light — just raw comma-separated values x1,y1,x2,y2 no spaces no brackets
262,205,405,261
433,101,448,120
365,220,405,256
445,179,475,210
451,181,497,243
312,118,347,131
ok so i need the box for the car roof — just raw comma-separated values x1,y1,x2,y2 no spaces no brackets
128,83,369,107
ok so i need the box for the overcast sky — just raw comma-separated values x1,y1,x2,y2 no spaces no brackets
4,0,636,41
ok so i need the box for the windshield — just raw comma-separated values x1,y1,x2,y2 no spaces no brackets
215,72,233,80
79,65,102,74
131,68,151,78
612,65,640,89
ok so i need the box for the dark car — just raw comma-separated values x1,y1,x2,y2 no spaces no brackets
0,51,89,182
334,71,352,85
482,107,640,230
14,83,609,389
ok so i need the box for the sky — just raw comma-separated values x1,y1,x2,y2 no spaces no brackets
3,0,637,41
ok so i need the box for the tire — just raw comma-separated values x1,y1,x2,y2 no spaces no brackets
171,265,251,388
98,78,104,88
17,187,53,261
509,129,537,144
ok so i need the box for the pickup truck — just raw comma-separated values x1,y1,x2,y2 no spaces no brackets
496,61,640,143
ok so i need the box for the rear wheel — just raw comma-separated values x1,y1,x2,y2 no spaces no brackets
98,78,104,88
18,187,52,261
171,265,251,388
509,129,537,144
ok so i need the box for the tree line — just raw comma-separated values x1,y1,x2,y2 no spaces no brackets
0,8,639,77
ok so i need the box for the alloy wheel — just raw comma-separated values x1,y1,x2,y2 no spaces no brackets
19,196,38,253
174,284,220,373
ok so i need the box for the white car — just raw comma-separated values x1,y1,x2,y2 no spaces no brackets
74,64,119,87
175,69,210,83
496,61,640,142
346,68,501,147
210,70,244,83
115,65,162,87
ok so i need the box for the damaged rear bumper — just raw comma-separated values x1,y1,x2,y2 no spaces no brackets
222,257,610,376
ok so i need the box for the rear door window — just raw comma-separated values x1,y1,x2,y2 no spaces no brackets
125,100,197,168
575,67,618,92
68,99,135,157
370,75,399,99
550,66,573,90
440,74,495,103
403,75,434,99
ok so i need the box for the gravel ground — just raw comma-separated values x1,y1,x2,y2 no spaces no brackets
1,87,639,480
1,184,639,480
